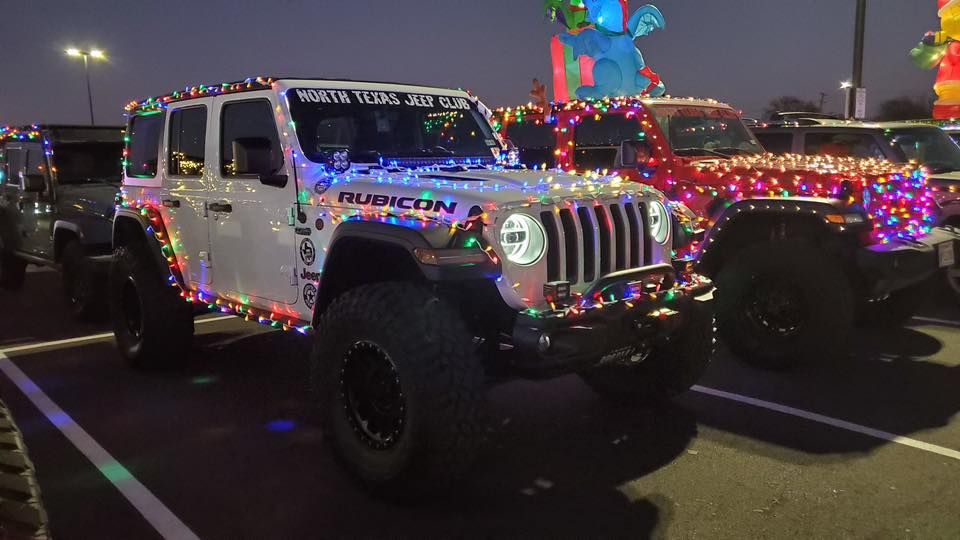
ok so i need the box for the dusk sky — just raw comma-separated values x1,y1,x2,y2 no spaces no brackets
0,0,939,125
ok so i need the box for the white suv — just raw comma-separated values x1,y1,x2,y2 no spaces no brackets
110,77,715,495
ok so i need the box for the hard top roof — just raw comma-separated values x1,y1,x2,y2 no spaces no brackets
125,76,472,114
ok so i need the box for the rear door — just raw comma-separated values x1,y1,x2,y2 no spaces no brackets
207,94,298,307
163,100,214,287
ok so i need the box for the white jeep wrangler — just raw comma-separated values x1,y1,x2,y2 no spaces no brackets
111,77,715,495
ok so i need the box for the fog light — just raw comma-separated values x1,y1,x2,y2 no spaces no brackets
538,333,552,353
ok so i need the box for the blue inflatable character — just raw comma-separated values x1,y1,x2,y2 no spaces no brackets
559,1,666,99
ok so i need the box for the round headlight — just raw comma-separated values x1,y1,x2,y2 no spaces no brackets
648,201,670,245
500,213,546,266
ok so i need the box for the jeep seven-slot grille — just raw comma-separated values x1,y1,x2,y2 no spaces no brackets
541,202,650,284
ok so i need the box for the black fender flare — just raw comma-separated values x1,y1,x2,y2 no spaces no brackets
315,220,500,318
111,208,171,283
697,197,856,276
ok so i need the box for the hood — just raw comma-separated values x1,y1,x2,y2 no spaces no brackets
57,183,121,220
305,165,666,222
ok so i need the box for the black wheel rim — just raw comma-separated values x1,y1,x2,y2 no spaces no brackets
339,341,405,450
746,274,806,338
121,277,144,339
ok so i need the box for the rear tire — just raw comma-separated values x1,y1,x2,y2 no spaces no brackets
62,240,107,321
311,282,485,498
108,244,194,369
0,249,26,291
580,299,715,405
716,241,854,370
0,399,50,539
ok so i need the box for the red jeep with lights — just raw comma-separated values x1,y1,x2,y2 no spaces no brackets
496,96,960,369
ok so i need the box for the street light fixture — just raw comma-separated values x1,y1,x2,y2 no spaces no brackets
840,81,854,119
64,47,107,125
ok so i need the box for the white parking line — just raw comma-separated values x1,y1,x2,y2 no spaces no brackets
692,385,960,461
0,315,237,355
911,316,960,328
0,352,200,540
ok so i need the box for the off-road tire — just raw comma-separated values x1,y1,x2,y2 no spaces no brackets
0,399,50,539
311,282,485,498
580,299,714,406
62,240,107,321
716,241,854,370
108,244,194,369
0,250,26,291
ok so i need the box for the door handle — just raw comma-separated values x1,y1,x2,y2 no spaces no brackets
162,199,181,208
207,202,233,213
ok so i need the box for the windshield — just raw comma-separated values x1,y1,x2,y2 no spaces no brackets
650,105,763,158
884,127,960,172
52,142,123,185
288,89,499,164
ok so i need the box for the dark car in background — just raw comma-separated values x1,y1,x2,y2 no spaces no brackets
752,118,960,298
0,125,123,318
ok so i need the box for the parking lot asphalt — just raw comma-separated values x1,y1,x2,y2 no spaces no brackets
1,271,958,539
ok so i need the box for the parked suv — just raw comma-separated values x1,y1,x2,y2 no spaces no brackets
752,119,960,298
0,125,123,318
496,97,960,369
111,78,714,495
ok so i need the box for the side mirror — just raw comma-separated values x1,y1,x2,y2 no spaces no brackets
616,140,653,169
22,174,45,193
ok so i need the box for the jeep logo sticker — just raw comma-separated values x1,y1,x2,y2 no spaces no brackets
300,238,316,266
302,283,317,309
337,192,458,214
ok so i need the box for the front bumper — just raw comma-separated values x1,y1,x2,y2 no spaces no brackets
510,264,715,378
857,225,960,296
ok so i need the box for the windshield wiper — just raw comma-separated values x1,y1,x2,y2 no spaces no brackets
673,147,732,159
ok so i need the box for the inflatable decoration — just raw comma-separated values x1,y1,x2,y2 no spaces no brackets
913,0,960,118
547,0,666,102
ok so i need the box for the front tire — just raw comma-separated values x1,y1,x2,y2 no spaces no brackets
716,241,854,370
108,244,194,369
62,240,106,320
311,282,485,497
0,249,26,291
580,299,715,405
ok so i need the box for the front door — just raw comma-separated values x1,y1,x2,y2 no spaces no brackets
207,94,298,307
1,142,54,258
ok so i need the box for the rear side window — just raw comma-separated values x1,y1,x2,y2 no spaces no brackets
754,132,794,154
169,107,207,177
220,100,281,176
507,121,556,168
574,113,642,171
126,114,163,178
804,132,884,159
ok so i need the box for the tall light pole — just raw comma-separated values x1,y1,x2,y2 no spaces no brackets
847,0,867,119
65,47,106,126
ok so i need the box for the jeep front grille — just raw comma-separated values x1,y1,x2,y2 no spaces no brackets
540,202,651,285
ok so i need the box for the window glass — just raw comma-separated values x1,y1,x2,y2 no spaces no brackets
220,100,281,176
126,113,164,178
0,145,6,185
2,147,25,187
506,121,556,168
884,127,960,172
574,113,643,171
651,105,762,157
803,132,885,159
754,132,795,154
52,142,122,185
169,107,207,176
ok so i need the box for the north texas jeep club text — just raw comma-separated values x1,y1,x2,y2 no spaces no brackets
294,88,473,110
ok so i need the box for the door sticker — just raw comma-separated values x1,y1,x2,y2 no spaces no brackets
303,283,318,309
300,238,316,266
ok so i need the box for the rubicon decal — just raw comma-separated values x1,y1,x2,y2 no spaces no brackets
338,192,458,214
